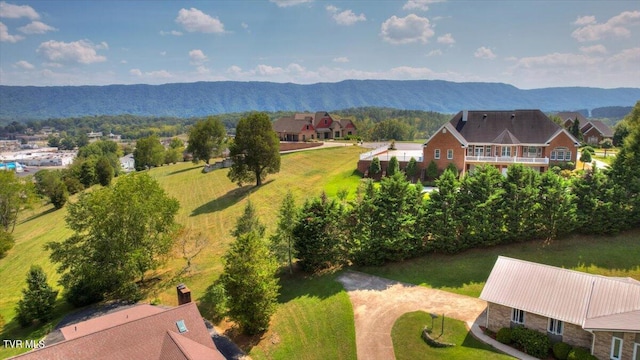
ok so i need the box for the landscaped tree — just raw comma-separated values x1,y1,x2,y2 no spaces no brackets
387,156,400,176
228,112,281,186
186,117,226,164
536,169,576,240
269,191,298,274
425,160,438,181
16,265,58,327
34,170,69,209
455,165,505,248
133,135,165,170
405,157,418,183
369,157,381,177
422,169,460,252
221,210,279,334
0,171,35,233
599,138,613,157
579,149,592,169
293,193,347,272
47,174,179,306
570,118,583,141
500,164,540,242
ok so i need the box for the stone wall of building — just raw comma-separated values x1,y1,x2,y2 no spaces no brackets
592,331,637,360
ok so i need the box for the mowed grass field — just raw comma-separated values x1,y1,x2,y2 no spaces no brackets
0,146,362,359
2,143,640,360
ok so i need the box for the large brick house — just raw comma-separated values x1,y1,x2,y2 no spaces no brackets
423,110,580,175
481,257,640,360
273,112,356,141
581,120,614,145
558,111,589,130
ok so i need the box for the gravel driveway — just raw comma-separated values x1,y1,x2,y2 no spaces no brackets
337,271,487,360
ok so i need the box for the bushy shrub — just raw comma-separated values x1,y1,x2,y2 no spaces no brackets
511,327,550,359
496,327,513,344
553,341,572,360
567,347,598,360
0,230,15,258
200,281,227,323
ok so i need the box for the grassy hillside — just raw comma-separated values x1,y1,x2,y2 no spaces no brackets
0,146,362,359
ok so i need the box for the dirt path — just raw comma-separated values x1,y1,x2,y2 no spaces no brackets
337,271,487,360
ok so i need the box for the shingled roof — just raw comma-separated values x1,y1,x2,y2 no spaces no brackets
12,302,225,360
272,116,313,133
582,120,613,138
480,256,640,331
449,110,571,145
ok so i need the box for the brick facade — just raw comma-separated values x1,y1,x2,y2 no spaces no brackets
592,331,638,360
423,128,465,174
583,126,604,145
486,303,592,350
547,131,579,167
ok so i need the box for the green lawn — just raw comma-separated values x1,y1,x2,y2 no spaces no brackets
392,311,513,360
358,230,640,297
0,146,363,359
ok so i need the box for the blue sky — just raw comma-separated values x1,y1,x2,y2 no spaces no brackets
0,0,638,89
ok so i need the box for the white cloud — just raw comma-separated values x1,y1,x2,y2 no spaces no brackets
269,0,313,7
0,1,39,19
160,51,166,56
426,49,442,57
606,47,640,68
474,46,496,59
511,52,602,69
580,44,607,54
437,33,455,44
159,30,183,36
42,62,62,68
176,8,225,34
120,60,127,64
37,40,108,64
380,14,434,44
130,68,172,79
17,21,56,34
402,0,444,12
0,21,23,42
573,15,596,26
390,66,434,78
333,56,349,63
241,22,248,29
189,49,208,65
14,60,33,69
326,5,366,26
572,10,640,42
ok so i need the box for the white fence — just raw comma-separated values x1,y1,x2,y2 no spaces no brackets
359,144,389,160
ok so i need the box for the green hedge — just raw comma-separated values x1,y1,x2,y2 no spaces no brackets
496,328,513,344
553,342,571,360
567,347,598,360
511,327,550,359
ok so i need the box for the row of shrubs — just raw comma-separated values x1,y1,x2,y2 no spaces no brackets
496,327,597,360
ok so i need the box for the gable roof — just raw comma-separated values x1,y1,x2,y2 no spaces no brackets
480,256,640,330
448,110,565,145
13,302,225,360
272,116,314,133
423,122,468,147
557,111,588,125
582,120,613,138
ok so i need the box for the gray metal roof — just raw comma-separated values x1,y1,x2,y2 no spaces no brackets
480,256,640,330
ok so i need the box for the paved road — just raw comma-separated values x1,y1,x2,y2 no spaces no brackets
337,271,487,360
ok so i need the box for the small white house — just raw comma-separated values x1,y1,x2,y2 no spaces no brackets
120,154,135,172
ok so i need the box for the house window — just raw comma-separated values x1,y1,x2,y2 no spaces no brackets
501,146,512,157
324,119,328,125
434,149,441,160
633,342,639,360
447,149,453,160
486,146,492,156
306,125,309,130
511,308,525,324
548,318,563,335
611,335,623,360
467,146,473,156
552,147,569,161
475,147,484,157
176,320,188,333
565,151,572,161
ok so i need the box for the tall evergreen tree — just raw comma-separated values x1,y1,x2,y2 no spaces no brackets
405,157,418,183
16,266,58,327
386,156,400,176
231,201,265,238
221,231,279,335
422,169,460,252
536,169,577,240
269,191,298,274
500,164,540,242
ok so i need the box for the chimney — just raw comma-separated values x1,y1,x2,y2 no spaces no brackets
462,110,468,122
177,284,191,305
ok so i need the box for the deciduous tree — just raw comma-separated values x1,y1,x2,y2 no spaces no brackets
47,174,179,306
133,135,165,170
0,171,35,232
228,112,280,186
186,117,226,164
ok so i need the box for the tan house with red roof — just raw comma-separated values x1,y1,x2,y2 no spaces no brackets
11,287,225,360
423,110,580,176
273,111,357,141
481,257,640,360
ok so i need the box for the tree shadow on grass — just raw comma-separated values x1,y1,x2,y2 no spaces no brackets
276,267,344,304
19,207,57,225
168,165,202,176
190,186,253,216
190,179,275,217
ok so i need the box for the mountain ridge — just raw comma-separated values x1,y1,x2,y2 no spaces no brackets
1,79,639,121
